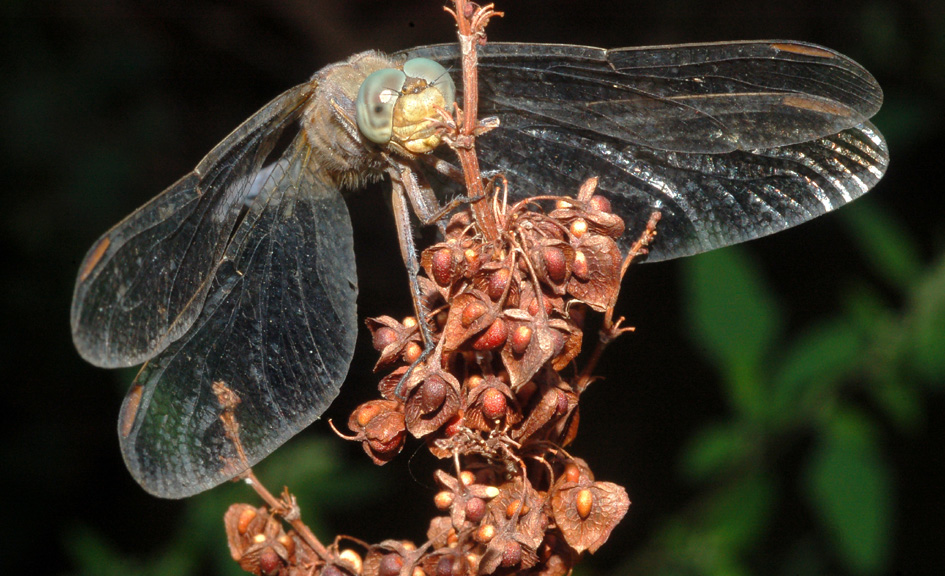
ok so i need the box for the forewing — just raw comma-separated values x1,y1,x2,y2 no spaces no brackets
71,82,315,368
118,134,358,498
404,41,887,261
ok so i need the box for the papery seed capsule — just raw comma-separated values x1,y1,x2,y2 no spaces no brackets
378,554,405,576
460,470,476,486
472,319,508,350
372,326,398,351
404,342,422,363
432,247,455,286
481,387,507,420
563,463,582,483
434,490,454,510
510,325,532,356
339,549,363,573
570,218,588,238
236,507,257,534
501,541,522,567
465,497,487,522
487,268,510,300
543,246,568,284
258,547,283,576
588,194,612,213
420,376,447,412
475,523,496,543
576,488,594,519
572,250,589,280
461,301,487,328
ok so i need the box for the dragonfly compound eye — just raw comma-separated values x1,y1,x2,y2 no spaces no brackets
356,67,407,145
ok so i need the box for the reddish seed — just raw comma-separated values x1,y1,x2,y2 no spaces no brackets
510,325,532,356
278,534,295,557
475,524,496,543
488,268,510,300
576,489,594,519
464,248,480,274
372,326,398,351
572,250,589,280
543,246,568,284
436,555,457,576
404,342,422,363
420,376,447,412
236,507,257,534
506,499,529,518
563,463,582,483
555,390,569,415
434,491,454,510
459,470,476,486
501,541,523,567
472,319,508,350
461,301,487,328
432,247,455,286
258,547,282,576
481,388,507,420
403,316,418,329
378,554,405,576
443,414,463,437
356,403,382,427
588,194,612,213
465,497,487,522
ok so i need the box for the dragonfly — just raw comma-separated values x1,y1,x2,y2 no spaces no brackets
71,40,887,499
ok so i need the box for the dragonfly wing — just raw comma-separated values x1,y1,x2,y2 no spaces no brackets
405,42,887,260
71,82,315,368
118,134,358,498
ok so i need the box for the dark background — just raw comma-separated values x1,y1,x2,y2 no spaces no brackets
2,0,943,574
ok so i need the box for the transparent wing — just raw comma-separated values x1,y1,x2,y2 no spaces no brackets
118,134,358,498
71,82,315,368
404,41,887,261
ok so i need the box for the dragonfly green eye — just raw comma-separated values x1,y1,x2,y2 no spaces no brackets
356,68,407,144
356,58,455,148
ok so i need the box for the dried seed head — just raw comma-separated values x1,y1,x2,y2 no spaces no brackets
481,387,507,420
472,318,508,350
576,488,594,519
465,497,487,522
434,490,454,510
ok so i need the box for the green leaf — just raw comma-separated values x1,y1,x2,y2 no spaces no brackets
681,422,752,481
841,201,922,291
771,319,864,421
804,410,892,575
683,248,782,417
906,254,945,384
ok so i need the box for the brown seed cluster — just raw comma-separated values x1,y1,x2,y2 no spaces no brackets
225,179,655,576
